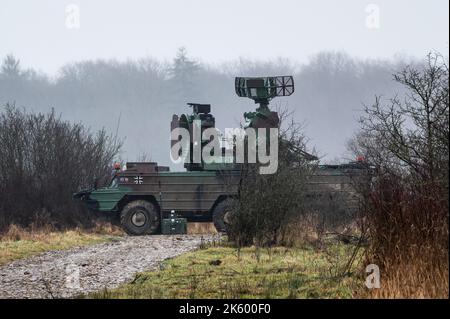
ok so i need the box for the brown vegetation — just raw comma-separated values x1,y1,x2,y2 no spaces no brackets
186,222,218,235
350,52,449,298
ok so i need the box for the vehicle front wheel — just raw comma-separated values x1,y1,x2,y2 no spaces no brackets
120,200,160,235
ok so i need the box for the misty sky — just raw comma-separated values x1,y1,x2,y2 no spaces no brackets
1,0,448,75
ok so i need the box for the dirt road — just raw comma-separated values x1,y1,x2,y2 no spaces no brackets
0,234,216,299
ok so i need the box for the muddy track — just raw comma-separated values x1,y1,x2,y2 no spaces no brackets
0,234,217,299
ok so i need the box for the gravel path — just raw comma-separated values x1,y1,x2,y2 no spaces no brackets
0,234,217,299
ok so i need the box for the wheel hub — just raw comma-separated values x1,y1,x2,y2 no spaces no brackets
223,211,232,224
131,211,147,227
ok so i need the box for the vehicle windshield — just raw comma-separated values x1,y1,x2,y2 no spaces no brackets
109,177,119,188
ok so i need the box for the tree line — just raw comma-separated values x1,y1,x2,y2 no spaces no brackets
0,48,407,166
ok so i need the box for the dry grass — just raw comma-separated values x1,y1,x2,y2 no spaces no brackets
280,216,320,246
364,257,449,299
274,213,363,248
187,222,218,235
359,180,449,299
0,222,124,266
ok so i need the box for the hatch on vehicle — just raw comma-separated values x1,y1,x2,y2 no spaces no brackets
125,162,158,173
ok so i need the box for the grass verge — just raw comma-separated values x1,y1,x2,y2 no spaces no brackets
87,238,363,299
0,224,123,266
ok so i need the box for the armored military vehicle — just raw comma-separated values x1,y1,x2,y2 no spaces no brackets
74,76,367,235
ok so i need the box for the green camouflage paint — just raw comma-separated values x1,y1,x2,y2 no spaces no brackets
88,185,132,211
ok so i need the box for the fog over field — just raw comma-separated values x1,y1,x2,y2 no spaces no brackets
0,0,448,168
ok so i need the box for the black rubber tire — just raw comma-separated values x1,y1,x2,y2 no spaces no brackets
120,200,160,236
212,199,234,233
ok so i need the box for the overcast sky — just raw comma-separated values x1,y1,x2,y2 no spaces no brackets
1,0,448,74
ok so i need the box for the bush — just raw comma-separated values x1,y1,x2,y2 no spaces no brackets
350,53,449,298
227,109,314,247
0,103,121,230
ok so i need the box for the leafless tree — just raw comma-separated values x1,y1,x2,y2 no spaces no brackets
348,52,449,298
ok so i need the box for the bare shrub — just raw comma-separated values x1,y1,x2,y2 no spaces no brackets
227,107,364,248
227,108,315,247
350,52,449,298
0,103,121,230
